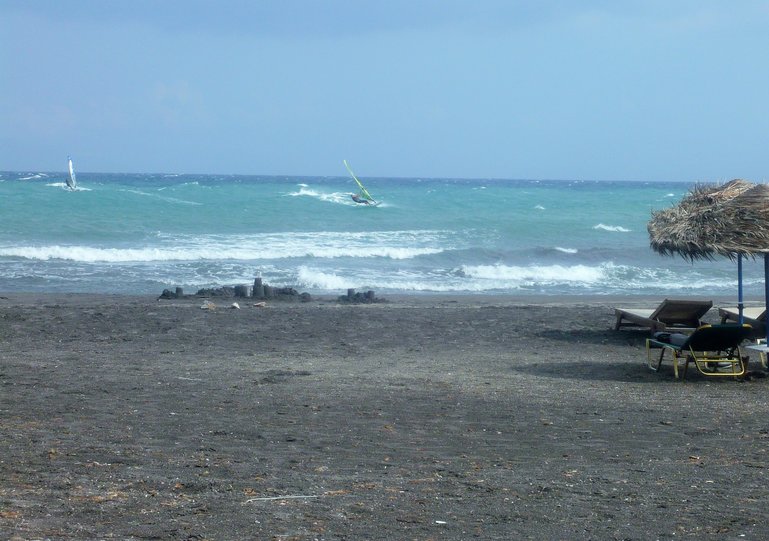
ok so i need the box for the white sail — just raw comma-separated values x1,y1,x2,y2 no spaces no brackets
66,156,77,190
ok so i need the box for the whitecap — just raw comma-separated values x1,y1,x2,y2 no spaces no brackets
461,263,604,285
296,267,351,289
45,182,91,191
288,186,369,206
593,223,630,233
0,230,450,263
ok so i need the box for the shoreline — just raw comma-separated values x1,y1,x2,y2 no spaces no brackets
2,291,768,539
0,290,761,306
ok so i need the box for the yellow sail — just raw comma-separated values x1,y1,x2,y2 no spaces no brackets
343,160,374,202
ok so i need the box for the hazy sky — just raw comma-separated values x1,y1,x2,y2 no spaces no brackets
2,0,768,181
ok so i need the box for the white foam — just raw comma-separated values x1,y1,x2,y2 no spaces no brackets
297,263,610,293
462,263,604,285
0,230,450,263
609,265,743,292
535,204,546,210
593,223,631,233
46,182,91,191
296,267,352,289
554,247,578,254
287,186,351,204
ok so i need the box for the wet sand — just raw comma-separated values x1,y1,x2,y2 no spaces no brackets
2,293,769,540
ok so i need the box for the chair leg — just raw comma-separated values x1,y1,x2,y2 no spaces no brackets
646,340,667,372
680,353,689,380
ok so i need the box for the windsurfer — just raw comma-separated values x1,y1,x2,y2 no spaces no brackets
344,161,377,205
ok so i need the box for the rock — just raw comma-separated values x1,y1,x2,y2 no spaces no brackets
158,288,176,300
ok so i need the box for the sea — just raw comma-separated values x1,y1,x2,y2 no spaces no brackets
0,170,761,299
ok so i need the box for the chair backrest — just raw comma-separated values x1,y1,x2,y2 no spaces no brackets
683,324,752,351
650,299,713,326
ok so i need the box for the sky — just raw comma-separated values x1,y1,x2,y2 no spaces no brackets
2,0,768,181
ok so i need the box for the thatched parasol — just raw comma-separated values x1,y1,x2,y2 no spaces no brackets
649,179,769,260
648,179,769,342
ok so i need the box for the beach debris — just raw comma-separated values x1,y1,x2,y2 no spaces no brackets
231,302,241,309
253,301,267,307
200,300,216,310
243,494,321,503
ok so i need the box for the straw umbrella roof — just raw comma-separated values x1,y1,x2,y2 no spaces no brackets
648,179,769,261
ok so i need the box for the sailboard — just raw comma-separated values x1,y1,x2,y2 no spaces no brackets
66,156,77,190
343,160,379,206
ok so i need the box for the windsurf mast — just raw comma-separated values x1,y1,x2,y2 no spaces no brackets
343,160,375,202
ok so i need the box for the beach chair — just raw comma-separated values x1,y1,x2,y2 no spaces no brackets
614,299,713,333
645,324,752,380
718,306,766,331
719,306,769,364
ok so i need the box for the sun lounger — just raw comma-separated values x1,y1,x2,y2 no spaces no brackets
718,306,766,339
645,324,752,380
614,299,713,333
718,306,766,326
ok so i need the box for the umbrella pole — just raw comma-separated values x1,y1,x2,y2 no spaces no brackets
738,254,744,324
765,254,769,344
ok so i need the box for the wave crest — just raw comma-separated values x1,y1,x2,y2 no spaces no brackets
0,230,450,262
593,223,630,232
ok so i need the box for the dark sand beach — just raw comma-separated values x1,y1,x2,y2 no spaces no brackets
2,293,769,540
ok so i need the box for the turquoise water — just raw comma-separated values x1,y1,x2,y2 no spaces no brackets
0,170,759,296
